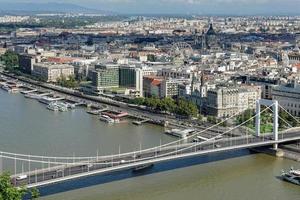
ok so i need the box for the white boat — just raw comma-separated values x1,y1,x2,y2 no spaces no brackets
1,85,12,92
66,103,76,109
99,114,115,124
281,167,300,185
39,96,60,104
10,87,19,93
47,102,59,112
24,93,41,100
56,102,68,112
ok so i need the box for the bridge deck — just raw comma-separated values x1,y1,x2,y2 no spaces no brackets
11,131,300,189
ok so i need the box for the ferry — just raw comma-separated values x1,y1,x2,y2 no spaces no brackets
281,167,300,185
47,102,59,112
99,114,115,124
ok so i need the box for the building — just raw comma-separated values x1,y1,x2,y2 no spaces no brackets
14,45,34,54
160,78,190,98
143,76,164,97
32,63,74,82
159,67,194,80
272,82,300,117
246,76,280,99
0,48,7,55
91,64,119,94
18,54,37,74
288,52,300,65
206,86,261,118
119,65,136,88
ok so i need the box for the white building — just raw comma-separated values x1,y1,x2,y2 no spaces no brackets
272,82,300,117
206,86,261,118
32,63,74,82
160,78,190,98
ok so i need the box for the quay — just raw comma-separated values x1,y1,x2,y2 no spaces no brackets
132,118,151,125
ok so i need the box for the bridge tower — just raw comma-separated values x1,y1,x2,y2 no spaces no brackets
255,99,279,149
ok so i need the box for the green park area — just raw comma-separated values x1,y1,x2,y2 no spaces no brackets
236,107,300,134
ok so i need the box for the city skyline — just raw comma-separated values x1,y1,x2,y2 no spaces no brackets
0,0,300,15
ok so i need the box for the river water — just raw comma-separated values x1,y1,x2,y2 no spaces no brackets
0,90,300,200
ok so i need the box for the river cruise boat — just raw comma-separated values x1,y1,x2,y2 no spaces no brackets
99,114,115,124
47,102,59,112
57,102,68,112
39,96,63,104
281,167,300,185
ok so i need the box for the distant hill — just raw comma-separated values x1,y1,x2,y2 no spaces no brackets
0,2,107,14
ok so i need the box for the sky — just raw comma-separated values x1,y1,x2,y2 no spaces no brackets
1,0,300,15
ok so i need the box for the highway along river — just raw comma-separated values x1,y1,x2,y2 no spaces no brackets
0,90,300,200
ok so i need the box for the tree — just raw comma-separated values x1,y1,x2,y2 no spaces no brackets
56,75,78,88
30,187,40,200
207,116,217,124
0,51,19,71
176,98,198,117
147,54,155,62
0,172,27,200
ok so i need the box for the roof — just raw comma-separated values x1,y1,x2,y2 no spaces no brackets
47,57,79,63
206,23,216,35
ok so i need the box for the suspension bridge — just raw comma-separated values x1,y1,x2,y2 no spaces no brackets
1,99,300,190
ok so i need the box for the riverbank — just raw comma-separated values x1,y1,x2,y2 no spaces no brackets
251,143,300,162
0,72,194,130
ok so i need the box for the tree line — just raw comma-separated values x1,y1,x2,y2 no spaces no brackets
0,173,39,200
129,97,199,118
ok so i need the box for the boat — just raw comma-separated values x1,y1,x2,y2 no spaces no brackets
1,84,12,92
10,87,19,93
86,110,100,115
24,93,42,100
281,167,300,185
47,102,59,112
66,103,76,109
99,114,115,124
57,102,68,112
39,96,63,104
132,164,154,172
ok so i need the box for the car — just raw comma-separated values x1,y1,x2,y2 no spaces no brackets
214,144,221,148
120,160,126,164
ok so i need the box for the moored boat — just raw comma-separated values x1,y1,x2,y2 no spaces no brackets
99,114,115,124
57,102,68,112
281,167,300,185
47,102,59,112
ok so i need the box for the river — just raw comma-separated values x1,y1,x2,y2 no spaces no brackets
0,89,300,200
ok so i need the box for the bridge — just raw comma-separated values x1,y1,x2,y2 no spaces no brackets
1,99,300,190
